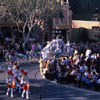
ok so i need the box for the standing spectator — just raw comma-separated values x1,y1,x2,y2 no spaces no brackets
85,48,92,58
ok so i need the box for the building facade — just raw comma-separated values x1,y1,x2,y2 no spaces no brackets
44,0,72,43
0,1,72,43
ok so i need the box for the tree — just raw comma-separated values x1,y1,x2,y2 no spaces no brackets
0,0,60,44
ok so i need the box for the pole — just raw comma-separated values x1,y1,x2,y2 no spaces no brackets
67,30,69,43
40,86,42,100
66,0,69,43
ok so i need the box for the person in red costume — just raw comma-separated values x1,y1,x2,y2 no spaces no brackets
21,72,30,99
6,70,16,98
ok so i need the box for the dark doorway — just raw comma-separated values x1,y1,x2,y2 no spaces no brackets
53,30,67,43
45,32,48,42
61,30,66,43
1,27,11,38
13,27,23,38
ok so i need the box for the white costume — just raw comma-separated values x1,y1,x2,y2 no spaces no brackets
21,72,30,99
6,71,16,98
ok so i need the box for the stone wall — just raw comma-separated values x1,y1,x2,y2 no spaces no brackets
71,28,100,42
71,20,100,42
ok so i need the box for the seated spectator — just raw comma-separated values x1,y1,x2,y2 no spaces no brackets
87,72,97,89
40,41,100,92
95,76,100,91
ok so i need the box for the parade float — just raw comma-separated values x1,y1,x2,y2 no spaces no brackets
41,39,67,60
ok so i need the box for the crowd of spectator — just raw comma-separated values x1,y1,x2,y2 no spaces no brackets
0,30,43,61
40,41,100,91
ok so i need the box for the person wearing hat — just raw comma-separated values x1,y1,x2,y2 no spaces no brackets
6,70,14,97
21,72,30,99
8,60,14,71
14,62,18,66
11,73,17,98
10,60,14,65
15,66,22,93
20,69,24,73
12,64,17,76
15,66,20,86
19,69,24,91
12,64,20,91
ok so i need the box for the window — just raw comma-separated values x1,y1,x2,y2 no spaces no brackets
59,12,64,24
59,18,64,24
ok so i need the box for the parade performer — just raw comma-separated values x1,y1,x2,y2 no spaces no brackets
8,60,14,71
39,57,44,76
11,73,16,97
15,66,22,93
6,71,12,96
6,70,16,98
12,64,17,77
19,69,24,92
21,72,30,99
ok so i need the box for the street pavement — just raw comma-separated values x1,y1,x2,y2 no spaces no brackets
0,60,100,100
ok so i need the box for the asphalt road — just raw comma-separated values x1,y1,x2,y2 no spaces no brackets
0,60,100,100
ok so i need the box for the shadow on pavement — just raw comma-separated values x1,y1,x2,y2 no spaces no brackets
30,79,100,100
0,79,100,100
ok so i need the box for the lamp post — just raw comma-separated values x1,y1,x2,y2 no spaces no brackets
66,30,69,43
66,0,70,43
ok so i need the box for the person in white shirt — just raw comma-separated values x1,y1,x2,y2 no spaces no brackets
70,68,76,76
84,70,89,77
85,48,92,58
